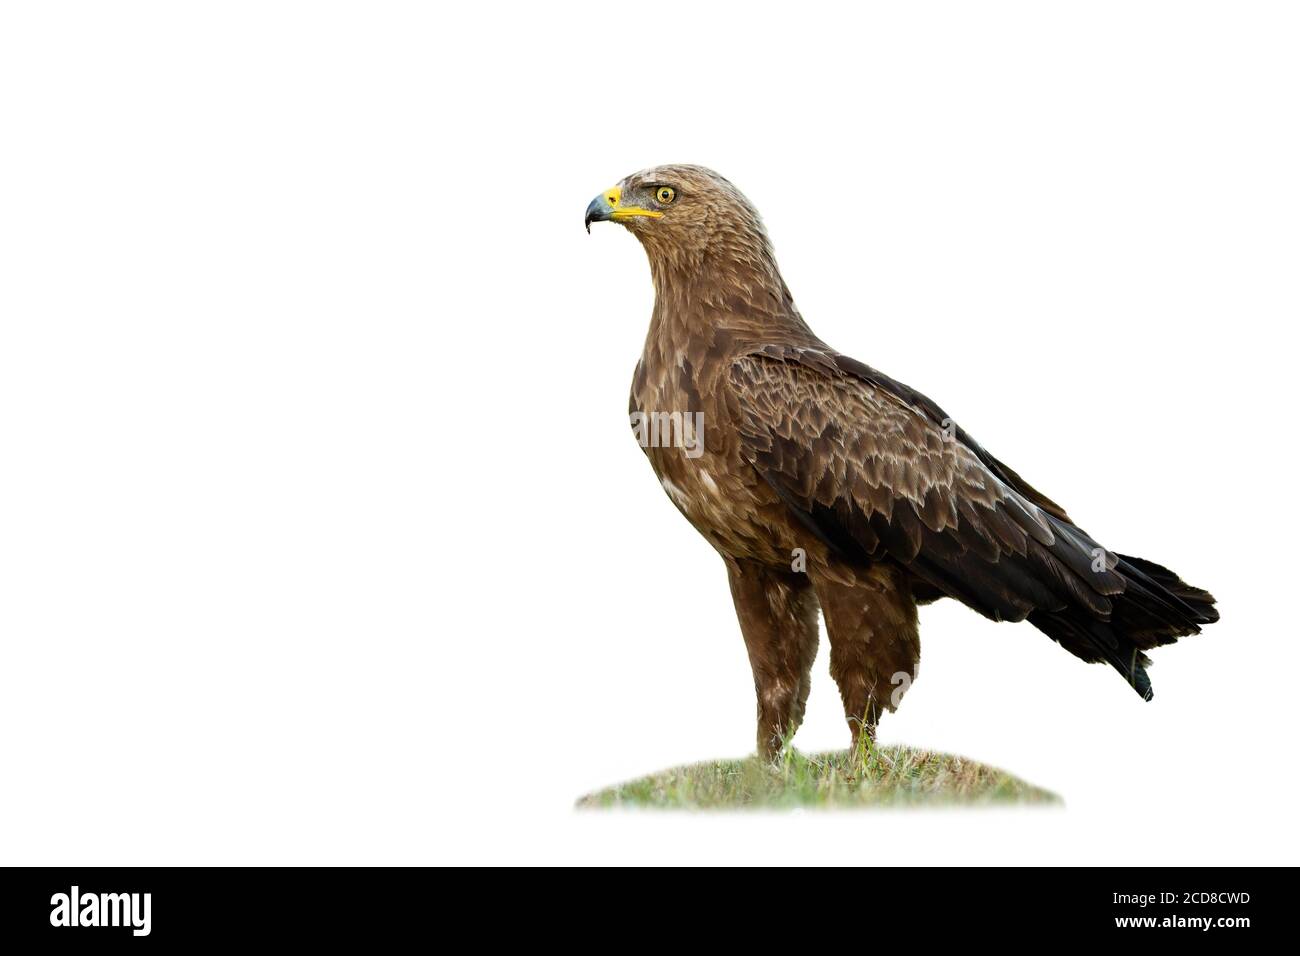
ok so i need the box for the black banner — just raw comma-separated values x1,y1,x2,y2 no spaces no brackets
0,866,1282,944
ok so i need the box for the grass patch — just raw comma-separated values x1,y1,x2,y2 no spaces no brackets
577,744,1060,809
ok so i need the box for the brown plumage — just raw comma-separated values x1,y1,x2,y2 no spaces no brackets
586,165,1219,758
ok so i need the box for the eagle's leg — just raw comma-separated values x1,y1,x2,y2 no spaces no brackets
811,563,920,752
724,558,820,760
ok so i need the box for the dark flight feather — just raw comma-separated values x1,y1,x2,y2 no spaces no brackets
730,346,1217,698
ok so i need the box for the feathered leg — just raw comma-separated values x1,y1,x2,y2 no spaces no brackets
725,558,820,759
811,563,920,749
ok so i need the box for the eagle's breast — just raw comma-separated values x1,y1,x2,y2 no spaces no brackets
629,350,797,564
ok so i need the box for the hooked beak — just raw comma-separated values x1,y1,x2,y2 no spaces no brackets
584,194,612,233
584,185,664,233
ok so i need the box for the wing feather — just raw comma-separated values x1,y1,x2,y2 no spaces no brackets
728,348,1122,627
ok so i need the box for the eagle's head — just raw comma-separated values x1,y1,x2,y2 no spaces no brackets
584,165,771,276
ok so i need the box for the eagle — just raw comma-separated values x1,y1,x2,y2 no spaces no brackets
586,165,1218,758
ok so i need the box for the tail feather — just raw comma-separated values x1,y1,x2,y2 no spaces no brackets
1027,553,1218,701
1116,554,1220,625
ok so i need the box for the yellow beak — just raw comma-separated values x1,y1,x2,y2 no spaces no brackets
584,185,663,232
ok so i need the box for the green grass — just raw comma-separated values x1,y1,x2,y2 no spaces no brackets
577,744,1060,810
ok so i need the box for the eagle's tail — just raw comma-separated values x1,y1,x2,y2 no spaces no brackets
1027,554,1219,701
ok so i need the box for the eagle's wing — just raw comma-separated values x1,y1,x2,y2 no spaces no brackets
727,346,1215,698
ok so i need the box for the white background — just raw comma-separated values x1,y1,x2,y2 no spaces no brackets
2,2,1296,865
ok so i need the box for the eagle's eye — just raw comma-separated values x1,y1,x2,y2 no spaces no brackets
656,186,676,205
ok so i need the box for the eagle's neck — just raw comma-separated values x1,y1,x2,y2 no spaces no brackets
641,236,818,365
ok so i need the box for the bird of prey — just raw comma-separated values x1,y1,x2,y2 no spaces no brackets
585,165,1218,758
